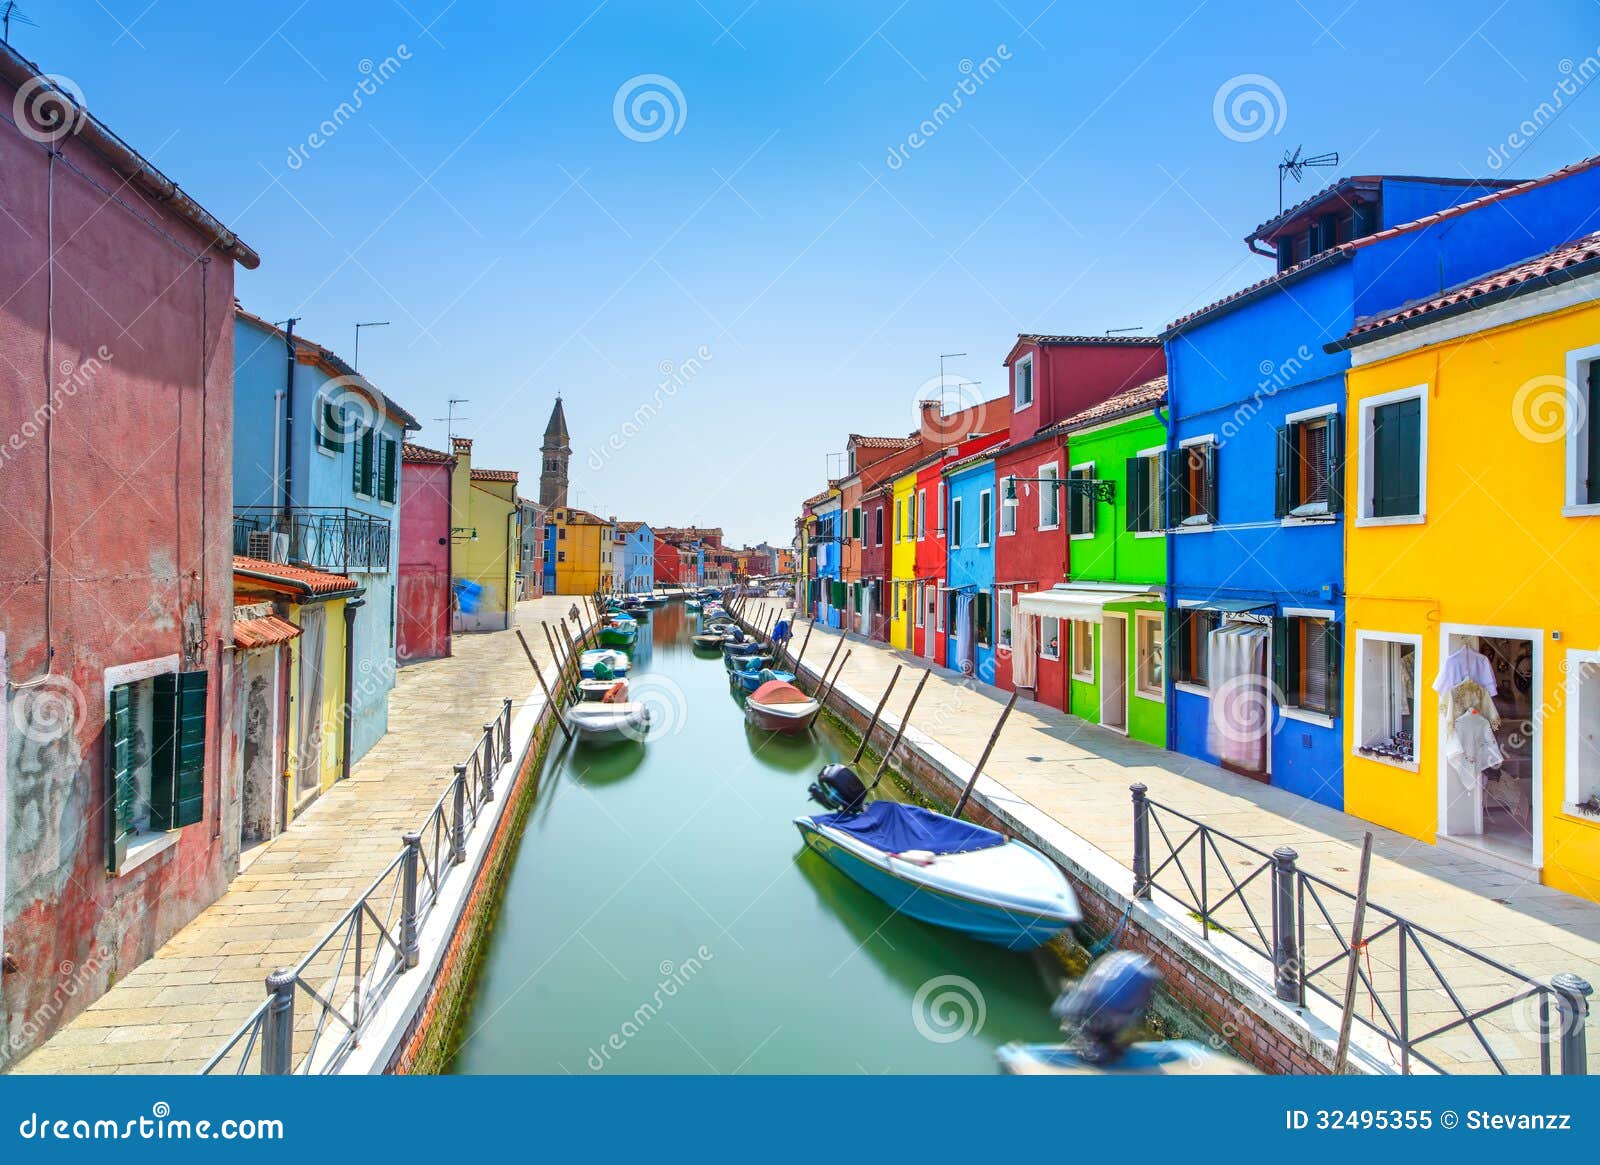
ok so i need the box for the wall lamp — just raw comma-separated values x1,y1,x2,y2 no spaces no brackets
1003,474,1115,507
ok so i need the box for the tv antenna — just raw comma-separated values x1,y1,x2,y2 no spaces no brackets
1105,327,1144,335
2,2,37,42
435,397,469,439
1278,145,1339,212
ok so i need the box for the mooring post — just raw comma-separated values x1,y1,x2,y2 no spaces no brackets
542,621,564,670
792,619,815,673
400,831,422,970
1552,973,1593,1074
952,689,1019,819
851,665,902,765
870,669,932,788
813,633,846,698
519,630,572,742
1271,845,1300,1003
820,650,852,707
450,764,468,865
261,968,296,1075
1131,783,1151,900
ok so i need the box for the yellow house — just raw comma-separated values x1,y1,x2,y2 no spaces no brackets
890,467,919,649
449,437,520,631
550,506,613,595
1334,233,1600,903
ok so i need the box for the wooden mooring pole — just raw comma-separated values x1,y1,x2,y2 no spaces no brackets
870,669,931,789
790,618,815,672
542,621,565,670
516,630,572,741
1334,832,1374,1074
820,649,852,707
812,633,846,698
952,690,1020,819
851,665,902,765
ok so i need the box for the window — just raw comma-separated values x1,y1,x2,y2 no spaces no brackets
1135,612,1164,699
557,550,566,562
1068,464,1095,537
1273,615,1342,718
974,592,992,647
1167,441,1216,526
315,395,342,452
950,495,963,548
1171,608,1219,686
851,507,862,542
1124,453,1164,533
874,506,884,546
997,592,1013,650
916,490,926,539
914,582,925,627
1071,621,1094,681
1354,632,1419,767
1015,355,1034,409
107,669,208,873
1565,649,1600,811
998,476,1016,534
351,424,376,496
1568,351,1600,510
1039,617,1061,660
557,527,567,540
1038,463,1060,529
978,489,992,546
936,482,946,536
1275,411,1341,519
1359,387,1424,522
378,436,398,504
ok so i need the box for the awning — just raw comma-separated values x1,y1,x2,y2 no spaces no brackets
1176,598,1274,614
1016,586,1161,621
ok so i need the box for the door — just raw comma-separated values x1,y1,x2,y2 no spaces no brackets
295,605,327,797
924,586,939,662
240,648,280,846
1101,614,1128,731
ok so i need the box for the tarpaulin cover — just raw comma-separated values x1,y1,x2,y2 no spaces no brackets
750,680,811,704
815,800,1004,855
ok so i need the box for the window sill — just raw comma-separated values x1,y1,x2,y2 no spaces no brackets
1174,681,1209,698
1355,513,1425,527
1352,748,1418,773
1280,514,1338,528
1134,687,1165,703
1170,523,1214,535
1133,530,1164,539
1071,671,1094,683
1280,706,1335,728
114,830,181,878
1559,805,1600,829
316,446,337,459
1561,504,1600,518
1037,523,1060,533
1069,532,1096,542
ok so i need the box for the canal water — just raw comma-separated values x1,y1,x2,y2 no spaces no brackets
448,601,1066,1074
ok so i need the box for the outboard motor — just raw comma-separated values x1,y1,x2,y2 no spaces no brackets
1051,951,1160,1066
807,763,869,814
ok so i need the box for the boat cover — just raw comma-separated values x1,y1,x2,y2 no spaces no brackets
815,800,1003,855
750,680,810,704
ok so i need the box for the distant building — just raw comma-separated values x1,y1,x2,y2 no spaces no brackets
548,506,613,595
449,438,520,631
398,442,456,663
617,521,655,594
518,497,546,599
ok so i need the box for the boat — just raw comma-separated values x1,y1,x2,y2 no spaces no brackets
691,631,726,651
577,677,629,701
567,700,651,745
641,593,668,607
598,615,638,646
745,680,820,734
794,780,1080,950
578,648,631,679
685,599,703,612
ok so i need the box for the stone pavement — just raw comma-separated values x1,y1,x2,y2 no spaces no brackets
750,600,1600,1074
15,597,584,1075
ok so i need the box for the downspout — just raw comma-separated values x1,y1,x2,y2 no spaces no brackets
340,595,365,783
1157,398,1177,752
280,320,298,514
507,508,518,627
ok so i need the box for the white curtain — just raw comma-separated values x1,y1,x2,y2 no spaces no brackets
1012,597,1037,689
956,592,975,675
295,605,327,793
1206,623,1270,773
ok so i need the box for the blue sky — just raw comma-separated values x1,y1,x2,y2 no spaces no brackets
16,0,1600,544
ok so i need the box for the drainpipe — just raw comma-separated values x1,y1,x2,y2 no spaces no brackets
280,319,299,514
1157,399,1177,751
340,594,365,782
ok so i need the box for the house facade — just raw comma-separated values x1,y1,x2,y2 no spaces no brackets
859,483,891,641
449,438,520,629
889,466,921,650
618,521,655,594
943,447,1000,680
809,494,843,628
549,507,611,596
518,497,546,600
397,443,456,664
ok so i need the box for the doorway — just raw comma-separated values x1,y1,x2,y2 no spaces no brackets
924,584,939,662
1101,613,1128,732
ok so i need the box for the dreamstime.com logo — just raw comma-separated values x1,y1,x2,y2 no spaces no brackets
12,73,86,144
313,375,383,451
586,946,714,1070
16,1102,283,1142
913,372,989,444
911,974,986,1044
613,74,687,142
1212,74,1287,143
1511,374,1585,444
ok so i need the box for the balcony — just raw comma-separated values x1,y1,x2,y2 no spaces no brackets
234,507,392,574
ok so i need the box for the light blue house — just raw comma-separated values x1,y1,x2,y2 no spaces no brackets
233,307,419,769
1161,164,1600,809
618,521,654,594
943,447,998,681
811,497,842,628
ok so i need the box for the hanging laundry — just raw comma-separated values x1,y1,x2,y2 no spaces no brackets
1444,707,1504,791
1433,646,1498,696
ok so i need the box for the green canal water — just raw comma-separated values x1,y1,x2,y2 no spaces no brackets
447,602,1068,1074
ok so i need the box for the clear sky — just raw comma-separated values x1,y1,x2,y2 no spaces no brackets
15,1,1600,544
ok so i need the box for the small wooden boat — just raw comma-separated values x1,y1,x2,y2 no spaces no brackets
578,648,631,679
794,792,1080,950
744,680,820,734
641,593,667,607
691,632,726,651
685,599,703,612
598,616,638,646
577,677,629,701
567,701,651,745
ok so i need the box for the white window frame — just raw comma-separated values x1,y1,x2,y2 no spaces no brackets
950,494,963,549
1037,460,1060,531
1134,611,1164,701
1014,354,1035,411
936,482,946,537
315,393,340,459
914,582,925,628
1039,616,1061,660
1071,620,1094,681
1134,444,1166,538
978,489,993,547
916,490,926,539
1356,384,1428,527
998,475,1017,536
1564,342,1600,516
997,589,1013,651
1278,607,1337,727
103,653,185,876
1069,461,1095,542
1564,647,1600,814
874,504,884,547
1351,629,1422,772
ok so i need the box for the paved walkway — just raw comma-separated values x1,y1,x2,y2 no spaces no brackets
15,597,584,1075
751,600,1600,1075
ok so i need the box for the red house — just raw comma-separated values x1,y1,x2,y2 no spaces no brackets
0,45,258,1060
992,336,1165,699
398,443,456,664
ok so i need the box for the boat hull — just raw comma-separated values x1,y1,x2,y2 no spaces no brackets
745,699,819,734
598,628,637,646
568,704,650,745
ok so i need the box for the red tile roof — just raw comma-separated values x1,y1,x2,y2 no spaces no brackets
233,556,357,596
801,488,836,509
1050,375,1168,434
942,440,1008,475
403,442,455,464
1244,175,1516,247
1016,333,1161,346
470,468,519,482
1339,231,1600,344
847,434,919,450
234,614,302,650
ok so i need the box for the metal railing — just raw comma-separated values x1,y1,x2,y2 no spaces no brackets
234,507,392,573
1131,783,1594,1075
203,698,515,1075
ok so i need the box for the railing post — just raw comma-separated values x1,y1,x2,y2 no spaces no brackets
450,766,468,865
401,831,422,970
501,697,513,763
1130,783,1151,900
1271,845,1300,1003
481,724,497,802
1552,972,1592,1074
261,968,296,1075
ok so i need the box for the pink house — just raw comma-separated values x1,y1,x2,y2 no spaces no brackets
398,443,456,664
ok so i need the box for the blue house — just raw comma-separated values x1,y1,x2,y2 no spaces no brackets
233,307,419,769
811,497,842,628
618,521,655,594
543,523,558,596
943,447,999,681
1161,161,1600,808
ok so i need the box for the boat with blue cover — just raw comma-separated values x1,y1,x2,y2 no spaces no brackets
794,786,1080,950
579,648,631,679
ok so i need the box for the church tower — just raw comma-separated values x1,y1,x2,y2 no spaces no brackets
539,396,570,509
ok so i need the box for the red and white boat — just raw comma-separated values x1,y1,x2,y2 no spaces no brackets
744,679,820,735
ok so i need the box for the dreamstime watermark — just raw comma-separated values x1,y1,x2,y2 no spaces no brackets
1486,47,1600,172
1212,73,1287,143
15,1102,283,1142
885,46,1011,172
12,73,86,145
285,47,412,171
586,346,713,471
1510,374,1585,444
618,674,689,741
4,953,108,1061
312,374,384,451
912,974,986,1043
1216,345,1316,447
9,674,87,749
613,74,687,142
1206,670,1285,755
585,946,714,1070
1,347,114,472
912,372,991,444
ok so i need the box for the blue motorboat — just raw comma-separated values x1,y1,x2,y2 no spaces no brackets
794,790,1080,950
579,648,631,679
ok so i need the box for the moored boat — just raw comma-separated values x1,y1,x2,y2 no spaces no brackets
567,701,651,745
691,632,726,651
578,648,631,678
685,599,703,612
744,679,820,734
577,677,628,701
598,615,638,646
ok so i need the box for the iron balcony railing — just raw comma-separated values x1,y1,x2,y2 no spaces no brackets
202,699,515,1076
1130,784,1593,1075
234,507,392,574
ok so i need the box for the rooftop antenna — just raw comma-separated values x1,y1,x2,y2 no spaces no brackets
1278,145,1339,213
1105,327,1143,335
435,397,469,439
353,320,389,371
2,2,38,42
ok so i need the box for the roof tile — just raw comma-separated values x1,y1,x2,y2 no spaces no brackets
233,556,356,596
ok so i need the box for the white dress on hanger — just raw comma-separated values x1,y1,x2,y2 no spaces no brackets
1444,709,1504,790
1433,647,1498,696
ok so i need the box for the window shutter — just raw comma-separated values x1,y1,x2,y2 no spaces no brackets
150,670,207,831
1325,416,1344,515
1317,213,1337,253
1275,238,1292,271
1353,201,1377,238
381,437,398,503
1589,364,1600,504
352,424,367,493
1274,425,1293,517
1164,449,1183,526
1271,616,1289,706
1168,610,1188,684
317,398,339,450
1125,457,1147,532
106,683,135,871
1324,621,1343,719
1202,443,1218,522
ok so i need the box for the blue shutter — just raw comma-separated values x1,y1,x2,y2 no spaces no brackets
1274,425,1293,517
150,670,207,830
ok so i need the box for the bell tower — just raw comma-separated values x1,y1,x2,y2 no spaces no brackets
540,396,570,509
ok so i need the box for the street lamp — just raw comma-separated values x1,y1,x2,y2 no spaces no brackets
1003,473,1116,507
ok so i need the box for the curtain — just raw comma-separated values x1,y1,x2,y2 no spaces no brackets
1012,597,1037,689
1206,623,1270,773
295,605,327,793
956,592,975,675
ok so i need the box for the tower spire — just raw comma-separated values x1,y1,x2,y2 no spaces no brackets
540,396,570,508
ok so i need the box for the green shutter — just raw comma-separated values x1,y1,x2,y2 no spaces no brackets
380,437,398,503
317,398,340,451
1589,364,1600,504
1274,425,1293,517
1325,415,1344,515
1271,616,1289,707
1372,399,1421,517
1164,448,1184,523
150,670,207,831
1125,457,1149,533
1324,621,1343,720
1068,470,1086,535
352,424,368,493
106,683,135,871
852,507,862,539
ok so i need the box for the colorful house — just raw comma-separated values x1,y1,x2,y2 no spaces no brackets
549,507,612,596
228,602,300,855
397,442,456,664
1161,161,1600,809
859,483,892,641
943,444,1001,679
1331,232,1600,900
0,43,259,1059
449,438,520,629
889,465,921,650
807,492,843,628
618,521,655,594
518,497,546,600
1015,377,1169,746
